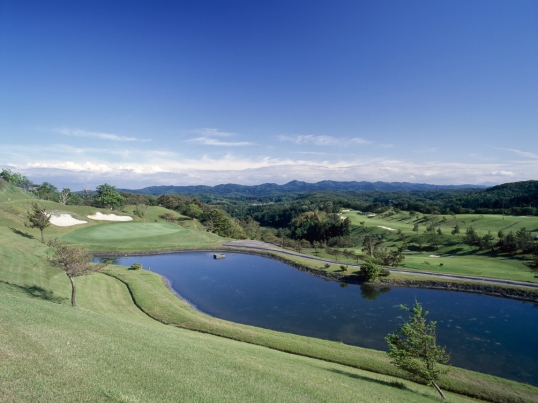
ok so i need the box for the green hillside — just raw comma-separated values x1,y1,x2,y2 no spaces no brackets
1,184,537,402
338,210,538,283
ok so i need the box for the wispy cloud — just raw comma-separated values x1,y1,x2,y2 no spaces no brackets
490,147,538,159
54,128,150,142
185,137,253,146
278,135,372,146
4,144,538,189
185,128,252,146
194,128,235,137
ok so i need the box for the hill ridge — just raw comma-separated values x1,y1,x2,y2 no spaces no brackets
120,180,485,196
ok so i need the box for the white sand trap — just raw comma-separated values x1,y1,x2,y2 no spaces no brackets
377,226,396,231
87,212,133,221
50,214,87,227
341,209,351,212
429,255,441,258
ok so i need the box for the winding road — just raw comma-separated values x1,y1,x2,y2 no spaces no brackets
223,240,538,290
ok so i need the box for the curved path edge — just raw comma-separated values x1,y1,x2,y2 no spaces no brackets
223,240,538,290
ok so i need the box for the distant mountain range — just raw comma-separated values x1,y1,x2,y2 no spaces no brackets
120,180,486,197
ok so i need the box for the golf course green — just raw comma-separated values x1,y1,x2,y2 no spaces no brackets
62,221,226,252
1,183,537,402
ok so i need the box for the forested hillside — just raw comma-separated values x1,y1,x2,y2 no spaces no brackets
121,179,483,196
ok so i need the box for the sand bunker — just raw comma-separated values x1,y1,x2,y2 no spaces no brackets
50,214,88,227
377,226,396,231
429,255,441,258
87,212,133,221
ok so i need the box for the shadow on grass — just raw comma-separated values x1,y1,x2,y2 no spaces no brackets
0,280,67,304
327,368,410,391
10,227,34,239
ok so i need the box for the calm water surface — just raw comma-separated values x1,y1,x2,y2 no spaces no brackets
109,252,538,385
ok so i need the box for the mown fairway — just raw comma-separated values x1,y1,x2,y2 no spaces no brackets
62,221,225,252
341,210,538,283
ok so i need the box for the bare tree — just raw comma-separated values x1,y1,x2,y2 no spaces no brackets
159,213,177,222
134,203,149,218
58,188,72,205
27,203,51,243
47,239,104,307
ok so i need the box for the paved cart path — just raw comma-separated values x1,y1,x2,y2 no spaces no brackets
223,240,538,289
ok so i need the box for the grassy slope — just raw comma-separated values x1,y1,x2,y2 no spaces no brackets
0,205,474,402
1,185,537,402
2,290,481,403
340,210,538,283
62,222,225,252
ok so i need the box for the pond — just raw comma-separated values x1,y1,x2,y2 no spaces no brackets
107,252,538,385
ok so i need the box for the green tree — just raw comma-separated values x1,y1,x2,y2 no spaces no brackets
27,203,51,243
185,203,203,221
385,302,451,400
526,243,538,272
47,239,104,307
498,231,518,254
480,231,495,251
0,168,34,189
413,223,419,235
362,235,375,258
361,260,381,281
515,227,534,252
35,181,57,200
463,226,480,249
94,183,124,209
157,194,176,210
451,224,460,237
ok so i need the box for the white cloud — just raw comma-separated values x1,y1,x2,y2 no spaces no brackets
194,128,235,137
184,128,252,146
185,137,253,146
54,128,150,142
4,149,538,189
490,147,538,159
278,135,372,146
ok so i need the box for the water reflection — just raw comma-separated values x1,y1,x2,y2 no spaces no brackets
109,252,538,386
360,284,391,301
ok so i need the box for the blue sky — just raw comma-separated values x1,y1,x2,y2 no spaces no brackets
1,0,537,190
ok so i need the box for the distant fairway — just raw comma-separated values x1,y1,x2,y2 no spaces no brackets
62,222,226,252
339,210,538,283
68,222,181,240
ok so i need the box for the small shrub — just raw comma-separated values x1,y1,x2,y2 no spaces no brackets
324,263,330,269
361,260,381,281
340,265,348,271
129,263,142,270
379,267,390,277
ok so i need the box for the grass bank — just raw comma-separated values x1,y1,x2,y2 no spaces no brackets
1,241,490,403
104,266,538,403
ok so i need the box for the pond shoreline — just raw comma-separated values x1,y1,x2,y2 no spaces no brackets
95,247,538,303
